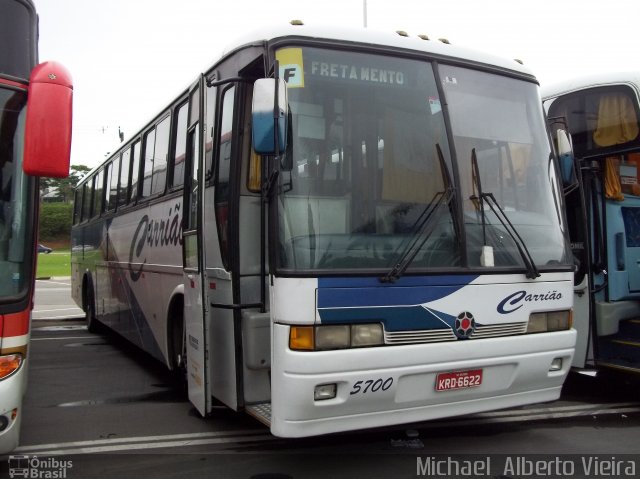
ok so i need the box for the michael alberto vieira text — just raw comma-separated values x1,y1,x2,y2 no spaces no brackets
416,456,637,477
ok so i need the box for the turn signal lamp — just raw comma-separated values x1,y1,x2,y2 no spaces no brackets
0,354,23,380
527,310,572,333
290,324,384,351
290,326,314,350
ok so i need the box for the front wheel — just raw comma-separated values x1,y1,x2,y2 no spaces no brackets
169,302,187,389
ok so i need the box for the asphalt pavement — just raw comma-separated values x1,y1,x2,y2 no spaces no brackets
32,278,84,321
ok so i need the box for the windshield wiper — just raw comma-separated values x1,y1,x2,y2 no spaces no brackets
470,148,540,279
379,188,455,283
380,145,456,283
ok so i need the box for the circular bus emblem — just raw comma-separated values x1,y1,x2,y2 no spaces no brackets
454,311,476,339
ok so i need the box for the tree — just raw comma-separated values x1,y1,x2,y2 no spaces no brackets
39,202,72,241
40,164,91,203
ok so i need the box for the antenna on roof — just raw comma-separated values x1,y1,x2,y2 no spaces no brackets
363,0,368,28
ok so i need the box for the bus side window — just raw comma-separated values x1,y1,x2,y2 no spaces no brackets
103,162,112,211
92,170,104,217
215,85,235,269
118,148,131,207
618,152,640,197
81,183,91,221
73,188,82,224
108,156,120,209
172,103,188,188
151,116,170,195
205,84,216,179
130,140,141,201
142,128,156,198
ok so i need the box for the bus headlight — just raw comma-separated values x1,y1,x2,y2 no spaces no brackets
351,324,383,347
316,325,350,350
290,324,384,351
527,310,572,333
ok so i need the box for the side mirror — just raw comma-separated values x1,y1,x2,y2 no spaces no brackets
23,61,73,178
252,78,288,155
556,129,574,186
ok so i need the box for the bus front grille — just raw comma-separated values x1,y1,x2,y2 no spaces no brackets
384,322,527,345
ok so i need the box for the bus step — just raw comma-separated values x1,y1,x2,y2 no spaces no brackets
598,335,640,369
246,403,272,427
619,318,640,336
596,359,640,375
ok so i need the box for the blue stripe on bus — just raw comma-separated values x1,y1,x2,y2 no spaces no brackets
316,275,477,332
317,305,455,332
108,237,165,364
317,285,466,309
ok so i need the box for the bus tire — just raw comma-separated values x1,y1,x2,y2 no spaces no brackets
85,285,101,334
168,296,187,387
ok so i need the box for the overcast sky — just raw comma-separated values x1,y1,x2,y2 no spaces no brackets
34,0,640,170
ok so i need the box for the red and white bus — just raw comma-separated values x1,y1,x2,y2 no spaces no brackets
0,0,73,453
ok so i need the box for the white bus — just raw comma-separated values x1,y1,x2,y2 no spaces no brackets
543,73,640,374
71,22,576,437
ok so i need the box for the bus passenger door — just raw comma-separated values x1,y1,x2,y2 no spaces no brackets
182,76,210,416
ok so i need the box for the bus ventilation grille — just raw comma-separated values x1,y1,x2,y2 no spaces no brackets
384,322,527,345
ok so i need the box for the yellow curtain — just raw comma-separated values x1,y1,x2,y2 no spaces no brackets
593,94,639,147
604,156,624,201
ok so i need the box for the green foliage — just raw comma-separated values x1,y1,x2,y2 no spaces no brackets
39,202,72,241
40,164,91,203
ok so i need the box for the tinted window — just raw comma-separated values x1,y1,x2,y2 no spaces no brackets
151,116,170,194
93,170,104,217
215,86,235,269
205,86,217,178
142,129,156,198
547,86,640,158
0,0,35,79
108,157,120,209
172,103,188,188
73,189,82,224
118,148,131,207
130,140,141,200
104,162,113,211
81,182,92,220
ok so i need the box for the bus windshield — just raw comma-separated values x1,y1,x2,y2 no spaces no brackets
0,87,31,301
442,65,568,269
276,47,570,273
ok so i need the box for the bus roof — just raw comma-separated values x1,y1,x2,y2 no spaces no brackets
79,22,537,182
222,21,533,78
541,71,640,100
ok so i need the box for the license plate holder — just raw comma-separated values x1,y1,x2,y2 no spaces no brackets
435,369,483,391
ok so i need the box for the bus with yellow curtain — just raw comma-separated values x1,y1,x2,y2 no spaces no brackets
543,73,640,374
